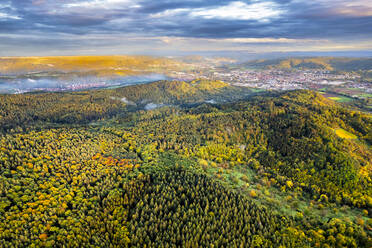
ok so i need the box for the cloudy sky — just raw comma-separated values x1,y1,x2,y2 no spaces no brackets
0,0,372,56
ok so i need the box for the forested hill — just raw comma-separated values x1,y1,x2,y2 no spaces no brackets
0,82,371,247
240,57,372,71
0,79,253,131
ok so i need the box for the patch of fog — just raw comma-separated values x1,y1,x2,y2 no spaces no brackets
140,99,151,104
0,78,65,93
120,97,136,106
239,144,246,151
109,96,136,106
145,102,165,110
205,99,217,104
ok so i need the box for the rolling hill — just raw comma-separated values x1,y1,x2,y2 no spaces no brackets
0,80,254,130
0,55,182,76
241,57,372,71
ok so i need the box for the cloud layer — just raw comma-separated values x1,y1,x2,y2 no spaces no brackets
0,0,371,55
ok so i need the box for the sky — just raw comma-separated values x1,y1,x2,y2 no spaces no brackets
0,0,372,56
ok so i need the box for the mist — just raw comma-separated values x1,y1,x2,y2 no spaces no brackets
0,74,169,94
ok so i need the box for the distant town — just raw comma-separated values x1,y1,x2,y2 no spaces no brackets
171,68,369,91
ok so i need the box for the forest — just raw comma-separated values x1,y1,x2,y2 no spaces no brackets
0,80,371,247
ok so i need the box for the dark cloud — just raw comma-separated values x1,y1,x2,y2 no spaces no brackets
0,0,371,55
138,0,234,13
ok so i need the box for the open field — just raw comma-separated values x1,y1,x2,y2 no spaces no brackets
334,128,358,139
321,93,353,102
328,96,353,102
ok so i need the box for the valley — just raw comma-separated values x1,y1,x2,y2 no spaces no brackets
0,56,371,113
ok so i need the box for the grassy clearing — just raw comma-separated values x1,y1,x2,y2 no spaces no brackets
328,96,353,102
334,128,358,139
359,93,372,98
318,88,328,92
203,163,255,189
329,97,342,101
346,87,361,91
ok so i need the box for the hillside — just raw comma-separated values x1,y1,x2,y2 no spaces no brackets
241,57,372,71
0,80,254,131
0,56,182,76
0,83,371,247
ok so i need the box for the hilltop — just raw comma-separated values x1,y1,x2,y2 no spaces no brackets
240,57,372,71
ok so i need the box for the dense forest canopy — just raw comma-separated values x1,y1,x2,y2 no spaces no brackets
0,80,371,247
